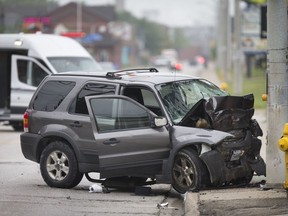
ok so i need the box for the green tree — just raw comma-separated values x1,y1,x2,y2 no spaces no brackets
243,0,266,4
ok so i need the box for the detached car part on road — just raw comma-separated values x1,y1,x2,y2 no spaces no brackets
20,68,266,193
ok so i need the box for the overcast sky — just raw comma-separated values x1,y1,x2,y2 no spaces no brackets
58,0,218,27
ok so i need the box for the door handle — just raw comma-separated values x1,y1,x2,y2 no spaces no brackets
103,138,120,145
70,121,83,128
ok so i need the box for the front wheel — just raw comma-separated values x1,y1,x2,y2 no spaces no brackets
40,141,83,188
172,149,207,193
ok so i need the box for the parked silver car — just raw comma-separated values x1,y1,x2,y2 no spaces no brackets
20,68,265,193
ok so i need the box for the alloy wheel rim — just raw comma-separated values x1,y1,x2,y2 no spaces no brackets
46,150,69,181
173,156,194,188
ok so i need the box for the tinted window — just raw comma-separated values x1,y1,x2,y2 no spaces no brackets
123,87,163,116
71,83,116,115
90,98,150,132
17,59,49,87
141,89,160,107
33,81,75,111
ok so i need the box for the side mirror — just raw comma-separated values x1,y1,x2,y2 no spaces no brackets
152,116,167,128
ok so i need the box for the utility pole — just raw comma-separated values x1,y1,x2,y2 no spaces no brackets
216,3,222,70
233,0,243,95
217,0,229,82
226,0,232,82
76,0,82,32
0,1,4,33
266,0,288,187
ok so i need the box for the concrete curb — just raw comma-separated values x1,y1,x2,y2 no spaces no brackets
184,187,288,215
184,192,200,216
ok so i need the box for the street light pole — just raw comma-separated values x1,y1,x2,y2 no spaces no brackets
266,0,288,187
0,0,4,33
217,0,229,82
233,0,243,95
76,0,82,32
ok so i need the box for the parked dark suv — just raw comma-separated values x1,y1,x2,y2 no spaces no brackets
20,68,265,193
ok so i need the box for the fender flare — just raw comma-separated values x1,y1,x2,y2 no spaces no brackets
36,124,82,162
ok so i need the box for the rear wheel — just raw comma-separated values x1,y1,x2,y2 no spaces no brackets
40,141,83,188
172,149,207,193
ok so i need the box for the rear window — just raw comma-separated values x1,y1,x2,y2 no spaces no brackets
33,81,76,111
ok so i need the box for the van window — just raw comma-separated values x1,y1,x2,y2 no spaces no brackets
48,57,101,72
33,81,76,111
17,59,49,87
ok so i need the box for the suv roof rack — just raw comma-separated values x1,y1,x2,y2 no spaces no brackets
106,68,158,79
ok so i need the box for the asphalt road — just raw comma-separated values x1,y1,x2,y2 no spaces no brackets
0,124,184,216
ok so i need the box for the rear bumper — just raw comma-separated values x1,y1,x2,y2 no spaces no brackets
20,133,42,163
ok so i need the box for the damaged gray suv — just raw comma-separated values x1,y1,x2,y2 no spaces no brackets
20,68,266,193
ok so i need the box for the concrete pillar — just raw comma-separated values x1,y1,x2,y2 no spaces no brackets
266,0,288,187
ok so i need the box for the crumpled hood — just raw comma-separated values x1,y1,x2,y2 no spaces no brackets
178,94,255,132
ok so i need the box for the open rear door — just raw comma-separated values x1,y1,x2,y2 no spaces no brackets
8,54,51,122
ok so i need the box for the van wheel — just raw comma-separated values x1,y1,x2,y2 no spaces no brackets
10,122,23,131
40,141,83,188
172,149,206,193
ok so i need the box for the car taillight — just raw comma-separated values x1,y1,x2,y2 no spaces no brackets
23,111,29,132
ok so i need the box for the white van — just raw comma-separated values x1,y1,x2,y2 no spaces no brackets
0,33,102,130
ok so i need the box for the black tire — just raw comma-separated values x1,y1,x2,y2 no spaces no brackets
172,149,207,193
11,122,23,131
40,141,83,188
231,170,254,186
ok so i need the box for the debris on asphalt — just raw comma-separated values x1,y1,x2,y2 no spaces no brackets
89,184,103,193
157,202,169,209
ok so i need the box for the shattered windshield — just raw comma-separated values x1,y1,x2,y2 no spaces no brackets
48,57,102,72
156,79,228,124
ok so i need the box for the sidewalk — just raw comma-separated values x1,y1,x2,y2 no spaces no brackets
185,187,288,215
183,64,288,215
